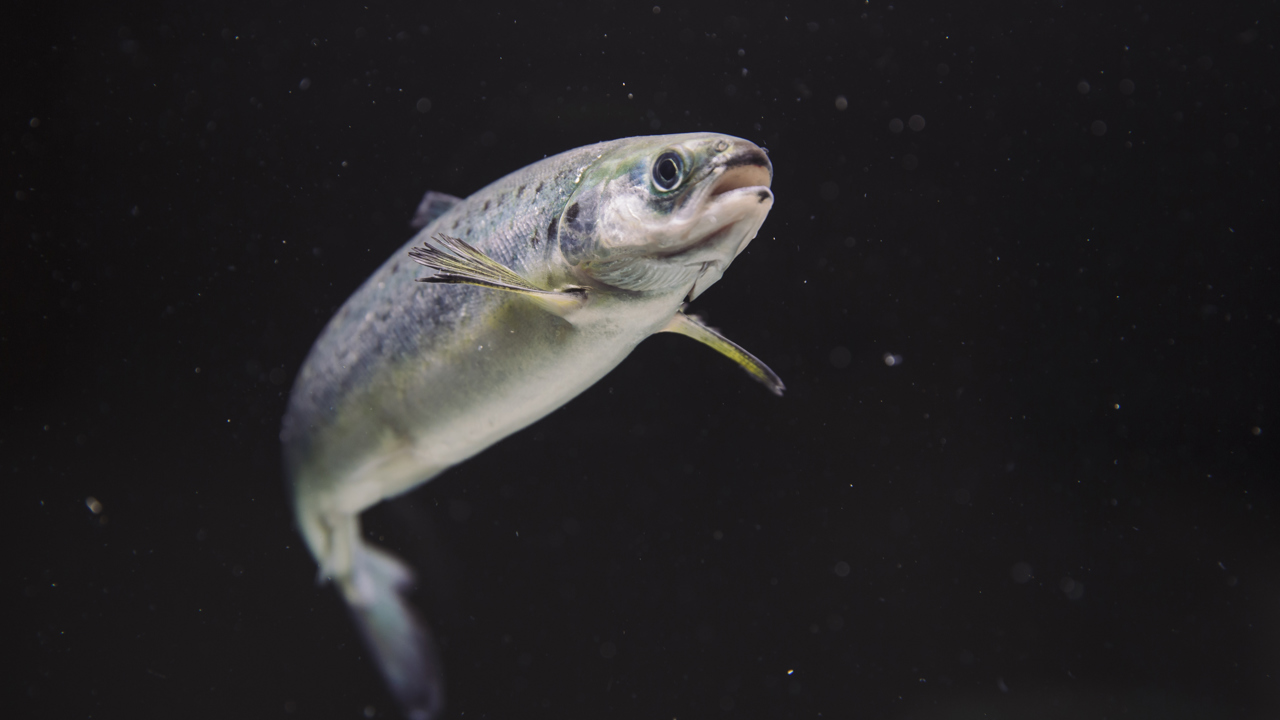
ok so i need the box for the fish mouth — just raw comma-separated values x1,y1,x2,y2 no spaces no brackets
709,163,772,198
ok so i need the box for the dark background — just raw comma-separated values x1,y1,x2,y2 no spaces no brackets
8,1,1278,718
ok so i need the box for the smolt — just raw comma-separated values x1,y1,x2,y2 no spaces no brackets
281,133,780,719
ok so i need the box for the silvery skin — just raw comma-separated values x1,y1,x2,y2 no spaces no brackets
282,133,778,719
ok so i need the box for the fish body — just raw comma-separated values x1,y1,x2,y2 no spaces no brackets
281,133,777,719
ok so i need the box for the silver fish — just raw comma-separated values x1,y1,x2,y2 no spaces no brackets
281,132,780,719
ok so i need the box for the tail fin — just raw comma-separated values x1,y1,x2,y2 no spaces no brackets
340,539,445,720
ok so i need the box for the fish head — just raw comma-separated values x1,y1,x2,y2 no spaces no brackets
557,132,774,300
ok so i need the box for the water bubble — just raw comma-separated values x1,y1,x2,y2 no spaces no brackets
1119,78,1135,95
908,114,925,131
1009,561,1032,583
1076,80,1091,94
883,353,903,366
888,117,904,133
833,561,851,577
1059,576,1085,600
1091,120,1107,136
834,95,848,111
829,346,851,369
416,98,431,113
298,77,311,91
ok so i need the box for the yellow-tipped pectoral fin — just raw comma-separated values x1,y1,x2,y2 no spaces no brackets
408,234,586,315
661,309,785,396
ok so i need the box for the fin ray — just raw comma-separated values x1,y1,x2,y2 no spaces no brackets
408,234,586,313
661,309,785,396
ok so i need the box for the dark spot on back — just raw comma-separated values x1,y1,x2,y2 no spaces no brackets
390,260,400,273
451,219,460,229
535,181,544,194
530,230,540,249
483,200,491,211
547,216,558,244
565,202,579,223
517,184,526,195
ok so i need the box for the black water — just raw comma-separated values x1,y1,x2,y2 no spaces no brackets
10,3,1278,718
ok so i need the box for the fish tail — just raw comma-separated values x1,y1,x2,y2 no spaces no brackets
338,527,445,720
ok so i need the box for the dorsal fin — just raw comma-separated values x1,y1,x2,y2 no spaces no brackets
410,191,464,230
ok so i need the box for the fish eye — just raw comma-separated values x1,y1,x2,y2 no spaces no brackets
651,152,684,191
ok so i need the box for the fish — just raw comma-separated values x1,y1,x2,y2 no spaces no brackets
280,132,780,719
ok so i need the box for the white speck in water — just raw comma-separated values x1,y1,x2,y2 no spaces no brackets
883,353,903,367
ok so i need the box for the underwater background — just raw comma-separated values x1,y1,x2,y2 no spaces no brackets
9,1,1277,718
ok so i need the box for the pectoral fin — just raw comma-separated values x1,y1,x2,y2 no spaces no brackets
408,234,586,314
661,309,785,396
